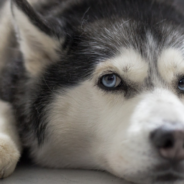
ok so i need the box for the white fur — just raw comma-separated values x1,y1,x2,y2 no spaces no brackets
29,47,184,184
0,0,49,73
94,49,148,84
31,49,149,169
12,5,61,76
0,100,21,178
158,48,184,83
32,79,184,184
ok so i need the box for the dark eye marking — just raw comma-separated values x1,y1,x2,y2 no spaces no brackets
178,78,184,91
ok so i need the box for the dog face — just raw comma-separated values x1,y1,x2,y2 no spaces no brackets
11,0,184,183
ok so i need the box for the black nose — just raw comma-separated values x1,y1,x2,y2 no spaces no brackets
150,126,184,162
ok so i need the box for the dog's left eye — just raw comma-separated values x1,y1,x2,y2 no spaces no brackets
100,74,121,88
178,78,184,91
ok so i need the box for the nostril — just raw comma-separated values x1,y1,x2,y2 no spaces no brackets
150,128,175,149
162,137,174,149
150,126,184,161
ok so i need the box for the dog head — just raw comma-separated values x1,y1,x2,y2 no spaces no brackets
11,0,184,183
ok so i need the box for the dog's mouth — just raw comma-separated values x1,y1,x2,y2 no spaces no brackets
148,163,184,183
152,168,184,183
155,172,183,182
124,170,184,184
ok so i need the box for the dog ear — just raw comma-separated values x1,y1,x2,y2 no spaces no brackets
11,0,61,76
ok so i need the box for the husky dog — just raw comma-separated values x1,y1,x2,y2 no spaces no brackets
1,0,184,183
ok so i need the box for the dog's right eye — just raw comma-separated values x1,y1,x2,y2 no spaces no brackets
100,74,121,89
178,78,184,91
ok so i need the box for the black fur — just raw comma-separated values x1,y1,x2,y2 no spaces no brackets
12,0,61,37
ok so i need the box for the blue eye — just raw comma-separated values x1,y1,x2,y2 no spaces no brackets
101,74,121,88
178,78,184,91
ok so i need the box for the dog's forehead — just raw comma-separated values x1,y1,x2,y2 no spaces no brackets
31,0,184,97
82,17,184,59
91,22,184,85
95,48,148,84
82,19,146,57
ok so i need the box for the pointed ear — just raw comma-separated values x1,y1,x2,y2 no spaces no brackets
11,0,61,76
